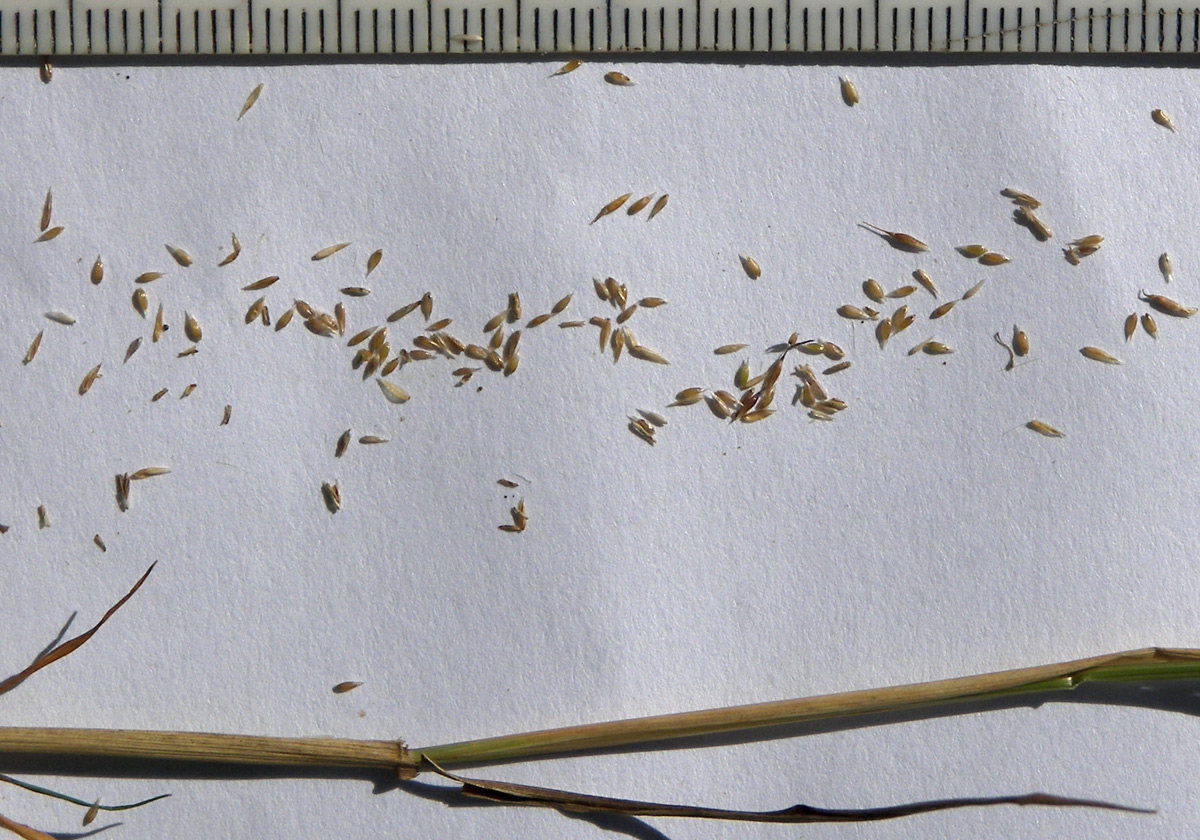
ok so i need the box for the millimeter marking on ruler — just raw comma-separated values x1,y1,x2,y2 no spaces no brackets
0,0,1193,54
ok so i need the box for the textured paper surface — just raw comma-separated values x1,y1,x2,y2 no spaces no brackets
1,61,1199,839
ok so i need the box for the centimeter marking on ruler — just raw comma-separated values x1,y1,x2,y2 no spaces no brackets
0,0,1195,54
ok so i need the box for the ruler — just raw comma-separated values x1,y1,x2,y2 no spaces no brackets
3,0,1197,55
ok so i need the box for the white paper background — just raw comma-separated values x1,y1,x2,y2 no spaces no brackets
1,58,1199,840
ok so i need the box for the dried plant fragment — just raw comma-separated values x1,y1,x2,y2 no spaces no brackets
628,418,656,445
78,363,102,395
740,254,762,279
243,275,279,291
132,289,148,317
341,286,371,297
839,76,859,105
1160,252,1173,282
221,404,232,426
39,188,52,231
592,193,633,223
979,252,1010,265
1015,205,1053,240
823,361,852,375
45,311,76,326
1027,420,1064,438
1001,188,1041,208
1080,346,1121,365
239,83,264,120
130,467,171,480
312,242,350,261
165,244,193,267
1142,313,1158,338
22,331,42,365
604,71,633,86
378,378,410,404
321,481,341,513
1152,108,1176,131
151,388,168,401
648,194,669,220
860,222,929,252
180,383,197,399
627,194,654,215
115,473,131,511
1124,312,1138,341
558,320,584,329
36,225,64,242
218,233,241,266
135,272,164,284
37,505,49,529
332,681,362,694
93,534,107,552
957,244,989,257
1141,291,1197,316
961,279,986,300
184,312,202,343
637,409,667,428
930,301,956,319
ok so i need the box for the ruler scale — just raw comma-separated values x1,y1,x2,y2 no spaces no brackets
0,0,1197,54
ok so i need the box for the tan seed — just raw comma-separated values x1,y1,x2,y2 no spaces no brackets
321,481,341,513
551,294,573,314
1124,312,1138,340
420,292,433,320
979,252,1010,265
165,244,192,267
930,300,956,319
294,300,317,319
616,304,637,324
839,76,859,106
22,331,42,365
45,310,76,325
39,188,52,231
238,83,264,120
388,301,421,323
962,279,986,300
341,286,371,297
378,378,410,404
671,388,705,406
180,383,197,398
498,478,519,488
628,343,669,364
366,249,383,275
275,307,294,331
1071,234,1105,248
221,404,231,426
78,363,102,396
837,304,870,320
714,344,748,355
426,317,452,332
36,225,64,242
135,271,164,284
1001,188,1041,208
604,71,633,86
332,681,362,694
860,222,929,252
627,194,654,215
875,318,891,349
823,361,852,375
124,337,141,363
359,435,389,444
151,387,168,401
1027,420,1064,438
527,312,553,328
130,467,171,480
923,341,954,355
592,193,633,223
184,312,202,343
312,242,350,261
1140,290,1198,316
115,473,131,512
740,254,762,279
907,338,931,356
218,233,241,266
37,505,49,529
348,327,375,347
886,285,915,299
243,275,279,291
1142,313,1158,338
1012,327,1029,356
559,320,584,328
1152,108,1176,131
863,278,884,303
957,244,989,257
648,194,670,220
39,56,52,83
1080,346,1121,364
93,535,106,552
822,341,845,361
503,350,520,376
245,297,266,324
88,255,104,285
335,430,351,458
132,289,148,317
1160,252,1173,282
334,303,346,336
552,59,583,76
